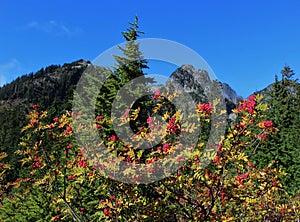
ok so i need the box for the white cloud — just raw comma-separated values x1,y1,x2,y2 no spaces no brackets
22,20,79,36
0,59,23,86
0,75,6,87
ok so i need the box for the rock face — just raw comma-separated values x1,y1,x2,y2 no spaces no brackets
167,65,210,104
221,82,243,104
166,65,243,113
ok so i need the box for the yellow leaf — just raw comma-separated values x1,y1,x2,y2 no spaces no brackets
137,150,144,159
130,107,140,121
0,152,8,160
163,112,169,121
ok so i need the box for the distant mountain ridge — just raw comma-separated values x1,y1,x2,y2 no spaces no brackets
0,60,243,111
255,80,300,102
221,82,243,104
0,59,90,108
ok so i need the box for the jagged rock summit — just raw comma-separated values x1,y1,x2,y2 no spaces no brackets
167,64,243,111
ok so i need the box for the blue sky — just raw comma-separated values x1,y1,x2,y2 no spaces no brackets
1,0,299,97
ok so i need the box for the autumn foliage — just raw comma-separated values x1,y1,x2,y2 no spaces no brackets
0,93,299,221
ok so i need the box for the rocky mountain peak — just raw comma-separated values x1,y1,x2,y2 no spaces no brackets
168,65,242,106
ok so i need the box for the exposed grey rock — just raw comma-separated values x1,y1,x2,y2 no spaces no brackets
221,82,243,104
166,65,243,113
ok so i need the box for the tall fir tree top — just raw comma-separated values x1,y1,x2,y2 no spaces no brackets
113,16,148,83
121,16,144,41
281,65,295,80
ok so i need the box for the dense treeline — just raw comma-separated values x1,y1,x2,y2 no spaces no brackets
252,66,300,194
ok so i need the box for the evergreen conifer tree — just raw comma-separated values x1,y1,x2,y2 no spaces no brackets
95,16,154,137
253,66,300,194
